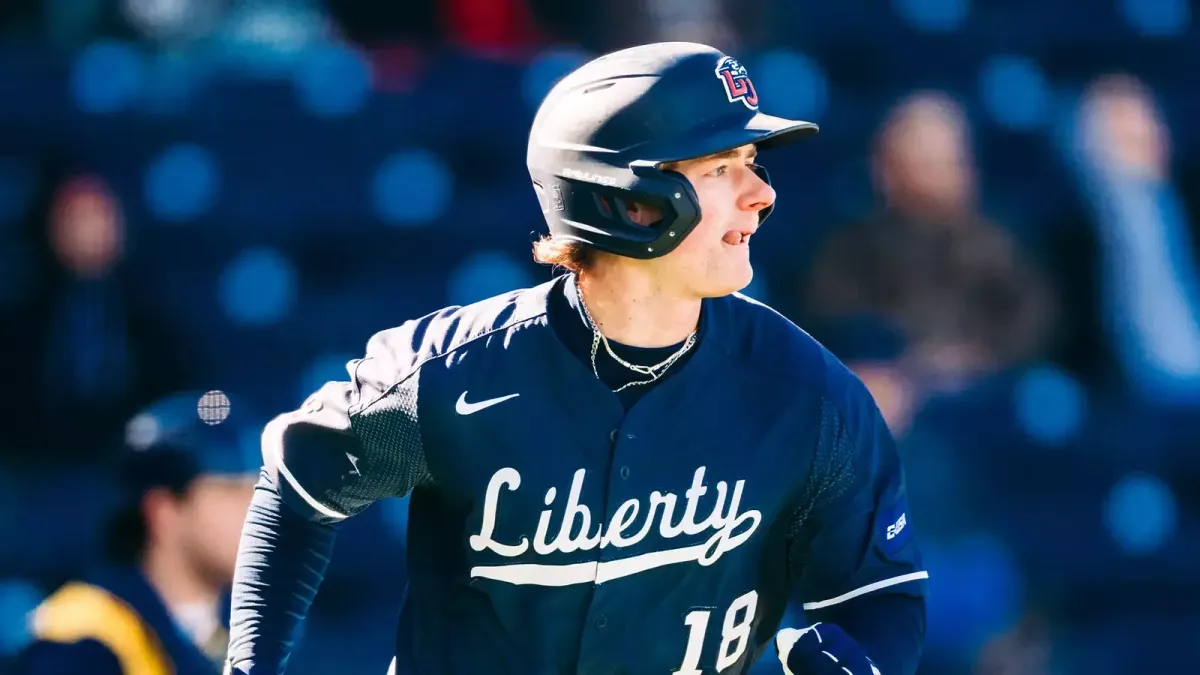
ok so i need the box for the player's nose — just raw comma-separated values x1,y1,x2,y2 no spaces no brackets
740,167,776,213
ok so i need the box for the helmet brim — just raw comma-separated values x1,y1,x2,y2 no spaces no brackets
747,113,820,151
642,112,819,164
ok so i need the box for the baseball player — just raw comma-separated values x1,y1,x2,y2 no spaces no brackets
19,391,259,675
224,42,928,675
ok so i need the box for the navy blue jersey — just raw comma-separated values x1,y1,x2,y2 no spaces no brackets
261,274,927,674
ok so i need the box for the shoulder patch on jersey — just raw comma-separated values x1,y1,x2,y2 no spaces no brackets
878,499,912,556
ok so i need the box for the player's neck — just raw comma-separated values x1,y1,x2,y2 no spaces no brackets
576,267,700,348
141,544,221,616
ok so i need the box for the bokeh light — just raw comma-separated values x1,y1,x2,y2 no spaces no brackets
979,55,1049,131
1104,473,1178,555
1013,364,1087,445
521,47,592,110
71,41,145,114
207,3,326,77
293,42,373,118
218,247,299,326
893,0,972,33
372,150,454,226
1118,0,1189,38
446,251,536,306
752,50,828,122
144,143,221,223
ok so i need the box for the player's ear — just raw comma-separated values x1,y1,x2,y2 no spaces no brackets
141,487,182,539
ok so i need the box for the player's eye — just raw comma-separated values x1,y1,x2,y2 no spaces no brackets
706,164,729,177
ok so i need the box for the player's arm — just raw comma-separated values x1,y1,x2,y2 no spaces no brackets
225,324,433,675
778,359,929,675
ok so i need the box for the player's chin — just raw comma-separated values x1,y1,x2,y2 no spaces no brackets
702,263,753,298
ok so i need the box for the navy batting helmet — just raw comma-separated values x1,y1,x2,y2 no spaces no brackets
526,42,819,259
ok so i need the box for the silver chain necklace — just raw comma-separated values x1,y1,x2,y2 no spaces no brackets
575,280,698,392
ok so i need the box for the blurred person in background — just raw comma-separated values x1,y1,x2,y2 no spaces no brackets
1060,73,1200,405
973,614,1053,675
803,91,1056,435
0,171,190,462
13,391,259,675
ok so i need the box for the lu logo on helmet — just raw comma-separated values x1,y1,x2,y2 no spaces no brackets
715,56,759,110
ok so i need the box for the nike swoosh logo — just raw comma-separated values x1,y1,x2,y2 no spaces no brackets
456,391,520,415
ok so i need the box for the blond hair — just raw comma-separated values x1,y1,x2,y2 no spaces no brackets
531,235,597,275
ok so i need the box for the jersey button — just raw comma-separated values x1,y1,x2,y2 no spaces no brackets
609,429,619,443
595,614,608,629
619,466,630,480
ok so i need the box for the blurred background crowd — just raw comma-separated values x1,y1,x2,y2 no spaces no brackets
0,0,1198,673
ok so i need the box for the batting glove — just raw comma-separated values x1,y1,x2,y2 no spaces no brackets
776,622,881,675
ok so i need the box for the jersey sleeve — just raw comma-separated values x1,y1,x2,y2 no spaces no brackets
263,323,434,524
226,319,442,674
786,364,929,617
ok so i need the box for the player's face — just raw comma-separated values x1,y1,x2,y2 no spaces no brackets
658,144,776,297
177,474,256,586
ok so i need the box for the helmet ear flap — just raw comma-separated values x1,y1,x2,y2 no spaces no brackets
751,164,774,223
